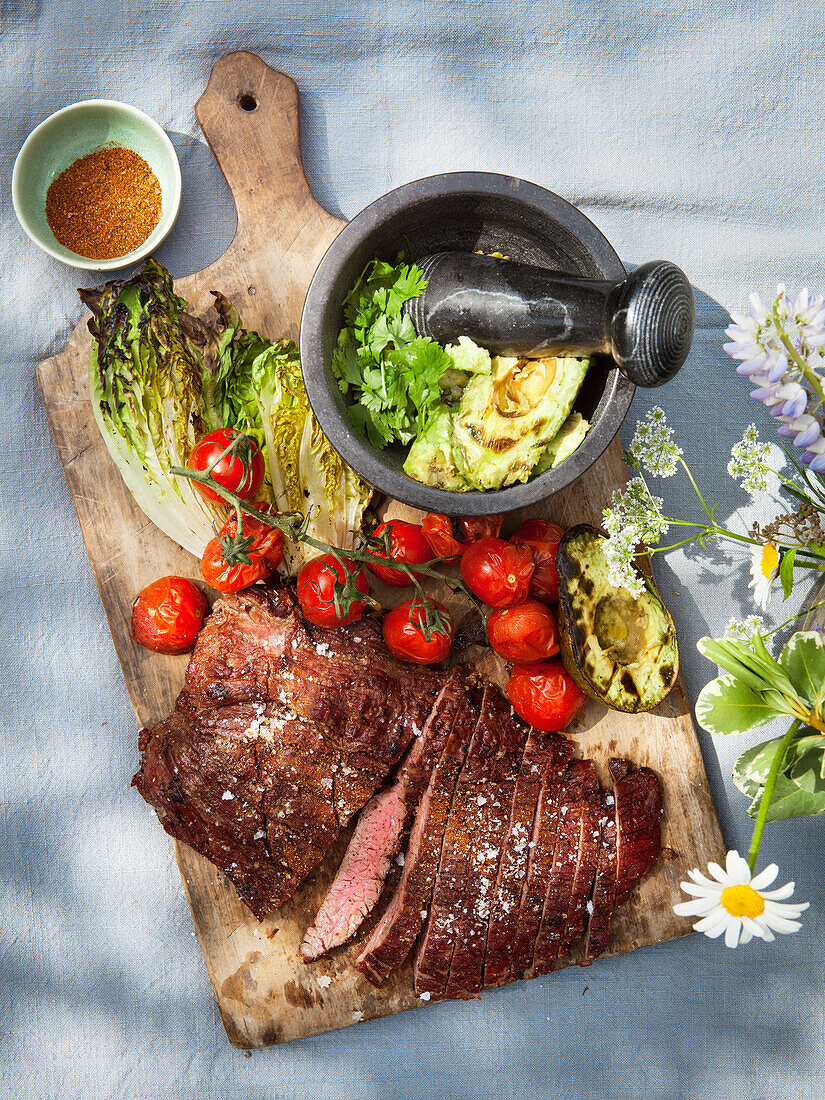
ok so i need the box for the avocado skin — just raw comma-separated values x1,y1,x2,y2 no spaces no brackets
557,524,679,714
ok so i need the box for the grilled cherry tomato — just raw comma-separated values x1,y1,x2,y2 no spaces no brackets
366,520,434,587
382,598,454,664
506,658,587,732
421,513,465,558
297,554,370,628
201,504,284,593
460,536,534,609
509,519,565,603
459,515,504,545
131,576,209,655
487,599,560,663
188,428,265,505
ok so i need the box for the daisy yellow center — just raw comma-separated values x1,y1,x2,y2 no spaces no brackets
760,542,779,579
720,884,765,918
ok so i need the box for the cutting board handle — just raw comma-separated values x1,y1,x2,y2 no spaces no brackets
195,51,321,234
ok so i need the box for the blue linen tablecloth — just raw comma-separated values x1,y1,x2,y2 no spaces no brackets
2,3,824,1097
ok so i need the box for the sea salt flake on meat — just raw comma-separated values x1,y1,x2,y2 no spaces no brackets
254,829,265,840
221,791,234,801
317,975,332,988
396,852,405,867
419,991,431,1001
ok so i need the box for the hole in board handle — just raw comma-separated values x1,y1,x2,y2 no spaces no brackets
238,92,258,112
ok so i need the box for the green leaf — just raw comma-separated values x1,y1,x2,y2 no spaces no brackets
733,730,825,821
780,546,798,599
695,674,783,736
778,631,825,719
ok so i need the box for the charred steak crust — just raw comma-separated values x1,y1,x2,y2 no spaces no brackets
134,586,445,919
555,761,601,962
611,759,663,907
582,788,618,964
355,683,477,986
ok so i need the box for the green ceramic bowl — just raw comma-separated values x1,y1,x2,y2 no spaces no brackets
12,99,181,270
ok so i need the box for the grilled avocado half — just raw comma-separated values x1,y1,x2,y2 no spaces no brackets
557,525,679,713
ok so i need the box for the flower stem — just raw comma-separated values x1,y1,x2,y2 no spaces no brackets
747,718,801,872
679,456,715,521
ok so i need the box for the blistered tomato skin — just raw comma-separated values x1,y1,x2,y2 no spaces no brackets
459,515,504,545
487,599,560,663
131,576,209,655
505,658,587,732
421,514,465,558
366,520,434,587
200,504,284,594
382,598,454,664
509,519,565,603
460,536,535,609
297,554,370,628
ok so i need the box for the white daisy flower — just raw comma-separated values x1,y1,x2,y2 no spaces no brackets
674,850,808,948
748,541,779,609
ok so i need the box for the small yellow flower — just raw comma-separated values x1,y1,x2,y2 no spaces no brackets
749,541,779,609
674,850,808,948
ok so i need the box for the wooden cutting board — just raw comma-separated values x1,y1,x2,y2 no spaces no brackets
37,51,725,1049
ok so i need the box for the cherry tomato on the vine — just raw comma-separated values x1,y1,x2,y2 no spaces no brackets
188,428,265,505
460,536,534,609
509,519,565,603
131,576,209,654
201,503,284,594
487,599,560,663
382,597,454,664
297,554,370,628
459,515,503,545
366,520,434,587
505,658,587,732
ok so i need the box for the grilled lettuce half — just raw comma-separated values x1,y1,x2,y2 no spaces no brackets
84,259,372,569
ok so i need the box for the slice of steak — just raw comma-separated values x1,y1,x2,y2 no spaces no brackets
300,671,466,962
611,759,663,907
412,684,489,999
530,760,600,976
355,686,477,986
444,689,529,1000
507,742,572,980
483,729,572,989
134,706,277,919
555,761,601,963
582,788,618,963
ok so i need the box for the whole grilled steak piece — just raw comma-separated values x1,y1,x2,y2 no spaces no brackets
355,685,477,986
483,729,572,988
134,586,444,919
444,689,529,1000
300,670,468,963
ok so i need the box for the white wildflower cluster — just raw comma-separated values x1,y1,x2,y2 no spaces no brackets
627,406,683,478
727,425,772,495
723,616,764,643
724,287,825,473
602,477,670,597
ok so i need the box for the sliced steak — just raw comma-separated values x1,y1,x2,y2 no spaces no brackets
555,761,601,962
301,671,466,962
507,743,572,979
412,684,489,999
582,788,618,963
611,759,663,907
530,760,599,976
483,729,572,988
356,686,477,986
444,690,529,1000
135,585,445,918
